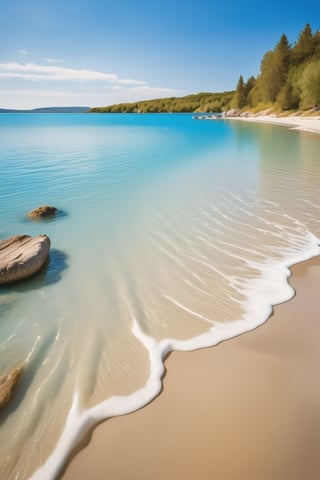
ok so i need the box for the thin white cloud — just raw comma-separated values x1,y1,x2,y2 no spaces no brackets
46,58,65,63
0,84,186,109
18,49,28,55
0,62,185,109
118,78,147,86
107,84,185,96
0,62,147,85
129,85,184,97
0,89,89,98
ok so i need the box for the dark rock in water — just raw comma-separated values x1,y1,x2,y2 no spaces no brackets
27,206,57,219
0,234,50,285
0,366,22,409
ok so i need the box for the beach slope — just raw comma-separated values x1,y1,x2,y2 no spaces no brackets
62,255,320,480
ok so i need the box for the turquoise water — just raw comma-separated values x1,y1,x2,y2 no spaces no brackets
0,114,319,479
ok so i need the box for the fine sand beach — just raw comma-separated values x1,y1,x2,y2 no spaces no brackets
62,255,320,480
61,118,320,480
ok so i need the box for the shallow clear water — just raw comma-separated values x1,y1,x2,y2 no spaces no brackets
0,113,319,479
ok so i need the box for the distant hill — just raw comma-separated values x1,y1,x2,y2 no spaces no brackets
0,106,90,113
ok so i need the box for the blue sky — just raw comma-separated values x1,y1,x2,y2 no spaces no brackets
0,0,319,109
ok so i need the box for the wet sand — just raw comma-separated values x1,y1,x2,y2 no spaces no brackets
62,255,320,480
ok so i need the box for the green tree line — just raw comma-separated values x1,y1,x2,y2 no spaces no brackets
90,91,234,113
231,23,320,111
91,23,319,114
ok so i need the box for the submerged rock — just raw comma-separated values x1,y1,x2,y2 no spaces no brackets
0,366,22,409
0,234,50,285
27,205,57,219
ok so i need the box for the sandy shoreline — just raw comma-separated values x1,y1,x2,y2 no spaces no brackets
226,113,320,134
61,254,320,480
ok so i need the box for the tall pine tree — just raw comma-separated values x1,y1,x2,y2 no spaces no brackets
253,34,291,104
275,34,291,84
231,75,247,109
291,23,314,65
313,30,320,59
